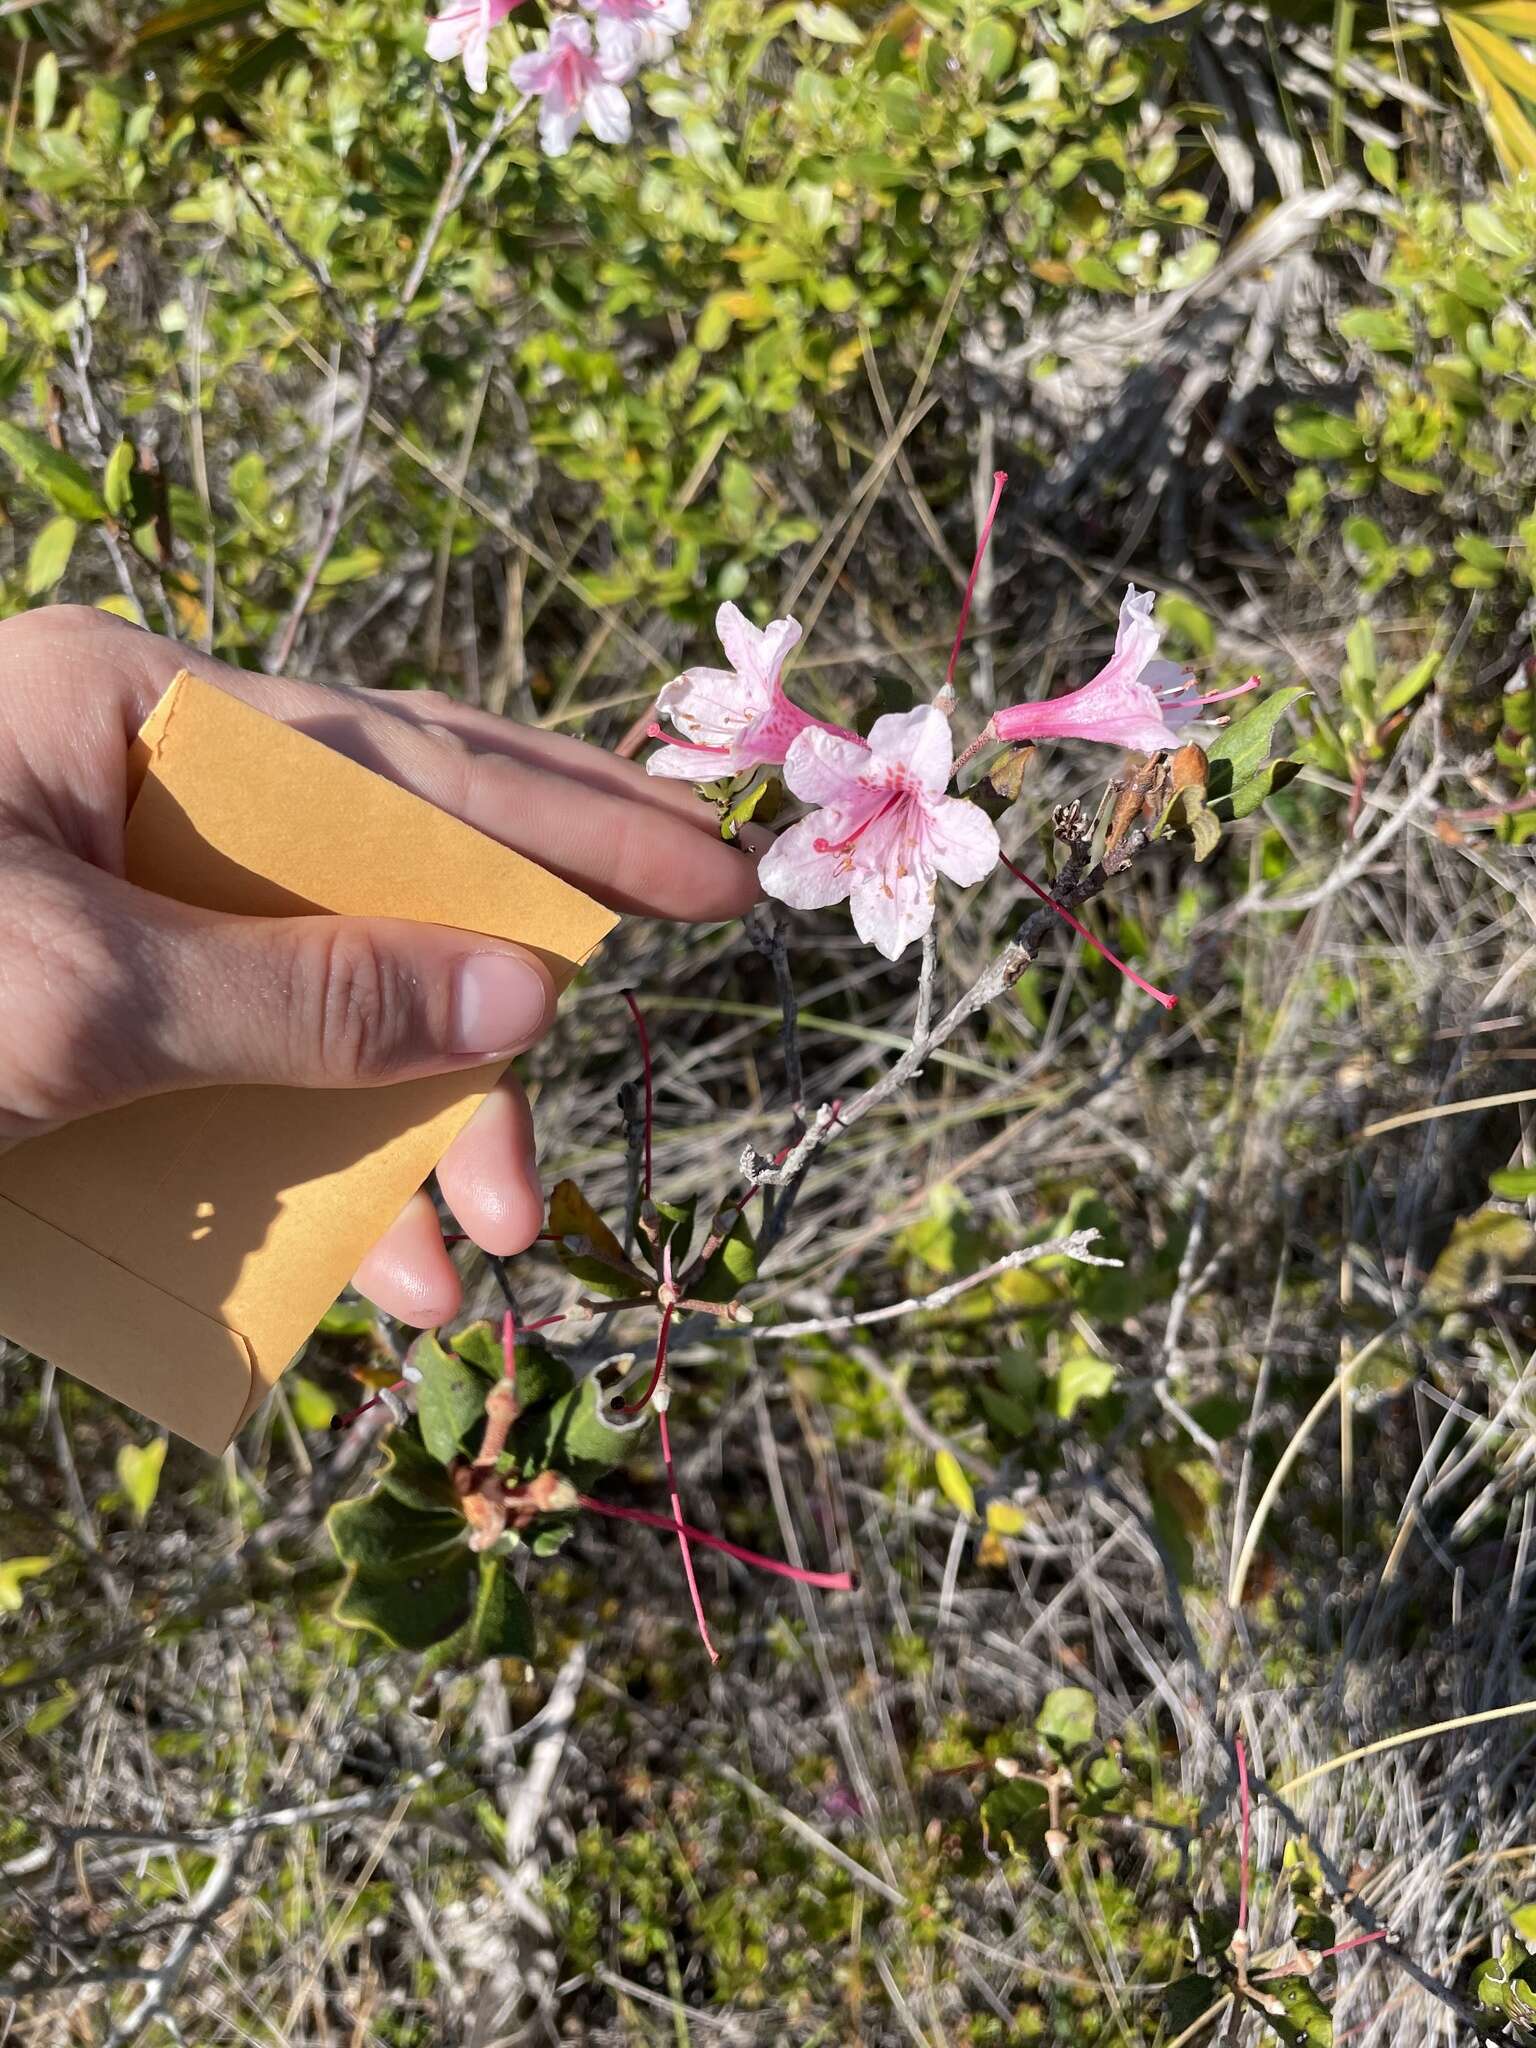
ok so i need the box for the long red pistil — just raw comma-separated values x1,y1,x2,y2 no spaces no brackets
645,722,724,756
578,1494,856,1590
621,989,654,1201
944,469,1008,690
813,788,902,855
1001,854,1177,1011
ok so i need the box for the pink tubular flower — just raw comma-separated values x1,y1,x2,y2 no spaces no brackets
508,15,632,157
581,0,690,73
425,0,522,93
992,586,1258,754
759,706,1000,961
645,602,851,782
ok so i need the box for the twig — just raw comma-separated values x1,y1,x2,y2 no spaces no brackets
104,1843,244,2045
743,1230,1118,1341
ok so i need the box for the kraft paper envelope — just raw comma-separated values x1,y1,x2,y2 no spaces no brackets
0,671,618,1453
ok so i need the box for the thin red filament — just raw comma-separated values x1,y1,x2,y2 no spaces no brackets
621,989,654,1200
1001,855,1177,1012
501,1305,517,1389
329,1379,407,1432
944,469,1008,690
645,722,722,755
579,1494,856,1590
813,788,901,856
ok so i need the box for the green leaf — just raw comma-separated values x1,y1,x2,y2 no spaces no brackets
115,1438,167,1523
1164,1977,1224,2032
1422,1208,1534,1307
451,1322,574,1410
1344,617,1377,689
1053,1352,1115,1419
25,516,77,596
1464,202,1525,257
0,423,106,521
1337,308,1412,354
1260,1973,1334,2045
1035,1684,1097,1755
1205,688,1308,787
103,439,134,516
469,1558,536,1660
1275,409,1363,461
693,1211,758,1304
25,1686,76,1739
963,16,1016,82
0,1556,53,1613
333,1556,475,1651
378,1427,459,1511
1491,1166,1536,1199
328,1489,466,1575
935,1449,977,1519
548,1179,645,1297
32,52,59,134
796,2,864,43
510,1374,646,1483
1221,757,1303,821
1376,651,1440,721
980,1775,1048,1852
644,1196,696,1274
414,1331,491,1463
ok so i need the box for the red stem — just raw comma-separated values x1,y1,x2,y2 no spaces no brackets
1316,1929,1388,1961
501,1305,517,1388
1001,854,1177,1011
944,470,1007,690
620,1299,674,1416
1236,1735,1251,1941
658,1404,719,1665
621,989,654,1200
578,1493,856,1590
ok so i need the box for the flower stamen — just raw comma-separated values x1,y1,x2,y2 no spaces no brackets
1002,855,1177,1011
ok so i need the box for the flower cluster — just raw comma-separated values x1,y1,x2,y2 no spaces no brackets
426,0,689,155
646,565,1256,964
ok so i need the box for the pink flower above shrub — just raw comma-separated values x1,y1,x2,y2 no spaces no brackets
759,706,1000,960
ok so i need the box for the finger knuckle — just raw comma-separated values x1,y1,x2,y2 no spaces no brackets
309,926,422,1086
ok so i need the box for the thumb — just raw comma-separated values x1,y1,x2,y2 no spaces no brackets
133,896,558,1095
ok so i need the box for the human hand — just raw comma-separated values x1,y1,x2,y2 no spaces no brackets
0,606,766,1325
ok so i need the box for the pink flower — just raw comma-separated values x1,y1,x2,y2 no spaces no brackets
992,587,1257,754
508,15,632,157
425,0,522,93
759,706,1000,960
645,602,850,782
582,0,689,73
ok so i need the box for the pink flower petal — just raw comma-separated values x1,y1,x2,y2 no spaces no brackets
758,816,857,910
866,704,952,792
780,726,872,806
929,793,1000,887
850,858,935,959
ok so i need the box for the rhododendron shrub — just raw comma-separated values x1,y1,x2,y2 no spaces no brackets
329,475,1303,1674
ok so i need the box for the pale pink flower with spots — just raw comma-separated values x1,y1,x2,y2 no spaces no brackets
759,706,1000,961
425,0,522,93
582,0,690,73
508,15,633,157
645,602,853,782
991,587,1257,754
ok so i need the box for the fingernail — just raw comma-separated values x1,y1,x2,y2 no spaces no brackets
453,953,550,1057
736,824,776,857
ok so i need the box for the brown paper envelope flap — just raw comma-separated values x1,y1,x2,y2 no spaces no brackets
124,671,618,980
0,1196,255,1454
0,669,619,1448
